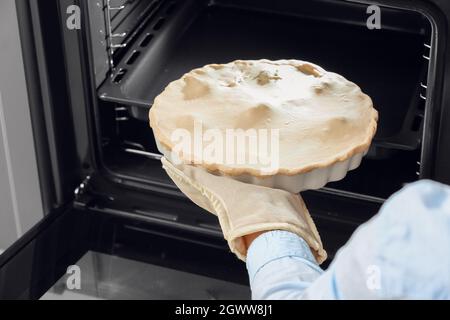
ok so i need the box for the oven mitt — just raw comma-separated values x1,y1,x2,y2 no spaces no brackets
161,157,327,264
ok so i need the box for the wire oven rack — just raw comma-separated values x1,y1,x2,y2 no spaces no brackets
105,0,128,71
104,0,164,72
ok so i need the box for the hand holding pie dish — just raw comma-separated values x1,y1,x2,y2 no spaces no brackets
149,59,378,192
161,157,327,263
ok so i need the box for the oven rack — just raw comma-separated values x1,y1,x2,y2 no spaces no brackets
104,0,166,72
105,0,127,71
99,0,430,156
111,42,430,189
415,42,431,176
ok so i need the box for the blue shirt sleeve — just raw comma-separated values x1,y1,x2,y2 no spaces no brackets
246,180,450,300
246,231,324,300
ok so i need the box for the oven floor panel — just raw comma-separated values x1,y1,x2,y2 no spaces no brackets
99,2,426,149
42,251,250,300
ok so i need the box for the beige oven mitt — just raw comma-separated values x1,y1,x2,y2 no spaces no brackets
161,158,327,264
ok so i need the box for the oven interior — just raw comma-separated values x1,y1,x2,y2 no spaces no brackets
87,0,432,207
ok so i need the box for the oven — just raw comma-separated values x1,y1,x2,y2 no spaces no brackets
0,0,449,300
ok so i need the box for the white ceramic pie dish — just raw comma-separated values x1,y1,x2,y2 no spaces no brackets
156,139,368,193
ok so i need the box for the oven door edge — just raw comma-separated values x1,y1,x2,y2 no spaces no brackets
0,0,99,300
0,206,91,300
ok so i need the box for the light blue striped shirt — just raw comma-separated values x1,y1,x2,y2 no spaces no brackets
246,180,450,299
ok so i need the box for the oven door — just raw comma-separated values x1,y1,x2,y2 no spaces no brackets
0,202,250,300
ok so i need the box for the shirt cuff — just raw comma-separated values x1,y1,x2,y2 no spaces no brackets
246,230,320,283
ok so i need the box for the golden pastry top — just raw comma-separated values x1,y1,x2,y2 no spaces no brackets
150,59,378,176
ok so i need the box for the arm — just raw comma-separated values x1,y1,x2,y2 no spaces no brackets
246,180,450,300
246,231,324,300
243,232,265,250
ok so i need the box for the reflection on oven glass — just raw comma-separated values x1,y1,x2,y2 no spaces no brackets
41,252,250,300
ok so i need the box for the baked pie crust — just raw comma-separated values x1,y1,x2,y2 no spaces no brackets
149,59,378,189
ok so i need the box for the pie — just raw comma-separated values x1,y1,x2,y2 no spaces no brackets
149,59,378,189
